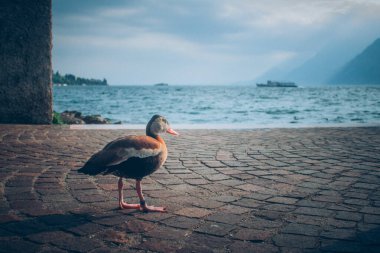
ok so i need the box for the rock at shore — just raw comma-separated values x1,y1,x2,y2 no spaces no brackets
58,111,111,124
82,115,109,124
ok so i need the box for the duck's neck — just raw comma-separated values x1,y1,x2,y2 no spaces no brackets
146,129,157,139
147,132,166,145
155,135,166,146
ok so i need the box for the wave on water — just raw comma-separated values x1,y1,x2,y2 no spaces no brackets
264,109,300,115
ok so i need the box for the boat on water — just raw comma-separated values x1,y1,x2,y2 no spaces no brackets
154,83,169,87
256,80,297,87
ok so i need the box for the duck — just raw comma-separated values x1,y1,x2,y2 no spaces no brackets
78,115,179,212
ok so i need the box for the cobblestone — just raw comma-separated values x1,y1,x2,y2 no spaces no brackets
0,125,380,252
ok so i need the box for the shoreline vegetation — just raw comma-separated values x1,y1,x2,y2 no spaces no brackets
52,71,108,86
53,111,120,125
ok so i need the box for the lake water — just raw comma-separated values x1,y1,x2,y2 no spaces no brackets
53,85,380,128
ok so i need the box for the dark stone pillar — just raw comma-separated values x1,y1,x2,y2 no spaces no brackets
0,0,52,124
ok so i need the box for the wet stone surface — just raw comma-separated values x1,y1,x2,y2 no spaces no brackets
0,125,380,252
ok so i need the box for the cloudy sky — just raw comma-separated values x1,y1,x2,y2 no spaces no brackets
53,0,380,85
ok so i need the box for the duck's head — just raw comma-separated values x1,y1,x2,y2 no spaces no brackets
146,115,179,137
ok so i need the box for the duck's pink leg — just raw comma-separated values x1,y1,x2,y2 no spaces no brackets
136,180,167,212
118,177,140,209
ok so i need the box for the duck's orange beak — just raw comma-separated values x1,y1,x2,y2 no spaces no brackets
166,128,179,136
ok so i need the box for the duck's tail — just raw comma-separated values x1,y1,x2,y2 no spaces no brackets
78,148,113,175
77,162,106,175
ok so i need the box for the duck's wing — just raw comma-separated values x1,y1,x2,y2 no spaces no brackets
103,136,162,165
78,136,161,175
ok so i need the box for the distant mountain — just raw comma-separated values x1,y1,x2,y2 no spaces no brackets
255,36,380,85
329,38,380,85
256,38,369,85
283,48,347,84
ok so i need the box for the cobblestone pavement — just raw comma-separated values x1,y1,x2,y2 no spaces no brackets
1,125,380,253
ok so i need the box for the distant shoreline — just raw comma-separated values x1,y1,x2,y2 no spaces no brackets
53,71,108,86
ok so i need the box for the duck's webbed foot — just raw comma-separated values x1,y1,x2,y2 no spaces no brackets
119,202,140,210
139,200,167,212
136,180,167,213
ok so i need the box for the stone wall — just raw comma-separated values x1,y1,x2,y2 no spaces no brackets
0,0,52,124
